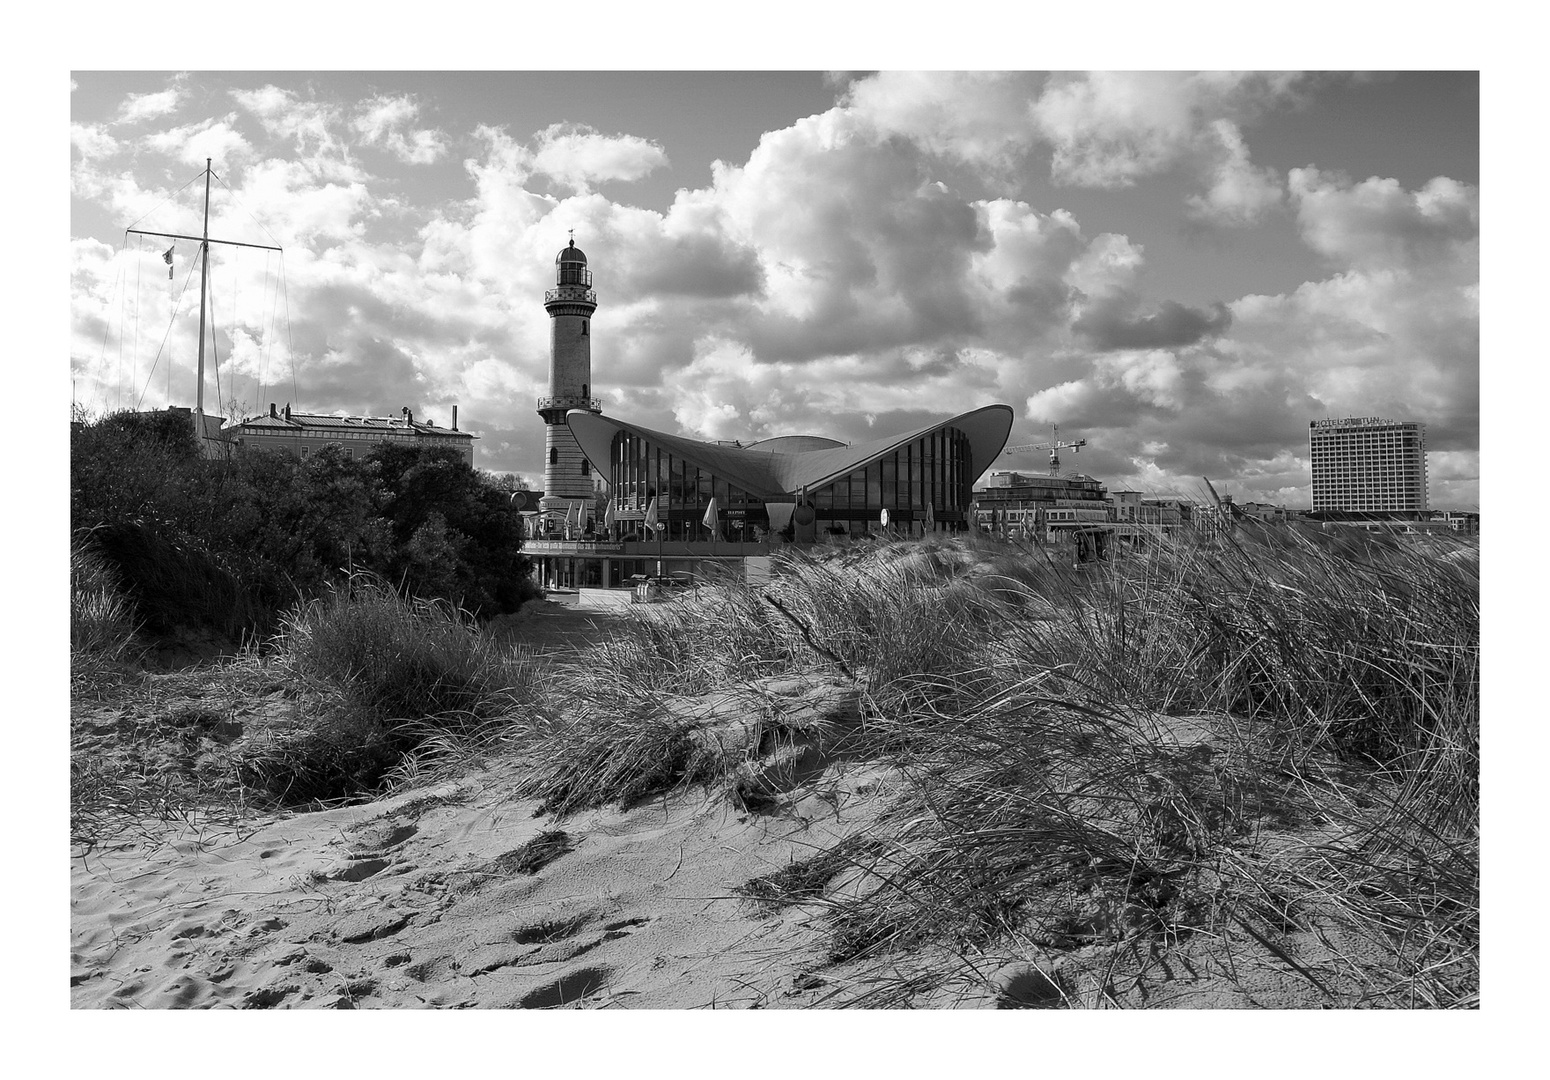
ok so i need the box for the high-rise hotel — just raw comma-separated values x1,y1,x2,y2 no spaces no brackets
1309,417,1428,512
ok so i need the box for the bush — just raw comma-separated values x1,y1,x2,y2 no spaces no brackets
71,412,540,659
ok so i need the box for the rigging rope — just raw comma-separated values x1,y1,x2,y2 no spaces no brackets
210,168,286,251
117,242,127,410
136,252,202,410
281,255,298,410
208,249,222,417
133,235,142,415
232,244,242,415
123,171,203,233
260,249,274,406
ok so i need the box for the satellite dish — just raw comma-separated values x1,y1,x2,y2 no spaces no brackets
793,504,816,527
879,508,890,527
508,491,528,510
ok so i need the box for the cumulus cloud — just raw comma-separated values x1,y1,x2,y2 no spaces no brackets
1289,168,1479,270
71,123,118,160
1187,119,1284,226
529,123,668,193
143,116,253,170
116,75,188,124
1032,72,1304,189
841,71,1040,174
352,94,446,164
231,85,362,182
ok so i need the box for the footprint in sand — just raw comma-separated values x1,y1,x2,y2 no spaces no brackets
348,820,419,856
509,910,596,945
601,916,650,941
330,858,391,883
516,966,613,1009
242,983,298,1009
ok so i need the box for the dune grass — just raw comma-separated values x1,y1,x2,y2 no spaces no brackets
71,517,1478,1006
234,576,547,805
70,535,143,675
524,524,1477,1007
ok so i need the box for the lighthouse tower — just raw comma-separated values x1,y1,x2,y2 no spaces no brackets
538,237,601,516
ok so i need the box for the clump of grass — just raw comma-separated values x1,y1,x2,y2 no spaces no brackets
490,830,573,875
737,835,884,911
71,535,142,668
276,575,537,726
234,576,544,806
516,698,731,817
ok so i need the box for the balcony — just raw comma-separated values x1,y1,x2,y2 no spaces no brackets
544,287,597,305
537,395,603,412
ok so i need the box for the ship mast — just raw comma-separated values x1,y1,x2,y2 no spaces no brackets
195,160,211,427
125,158,283,440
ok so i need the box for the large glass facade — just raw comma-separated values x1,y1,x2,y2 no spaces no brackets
606,425,975,541
804,426,973,536
610,433,770,541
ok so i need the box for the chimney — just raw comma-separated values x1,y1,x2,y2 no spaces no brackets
402,406,413,426
270,403,277,419
284,403,291,421
452,405,458,431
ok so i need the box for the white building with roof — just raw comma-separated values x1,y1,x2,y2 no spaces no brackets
226,403,476,465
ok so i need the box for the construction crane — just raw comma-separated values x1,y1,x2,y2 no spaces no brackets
1002,425,1088,477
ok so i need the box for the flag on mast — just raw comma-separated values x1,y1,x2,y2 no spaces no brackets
701,496,719,534
162,245,174,279
644,496,660,533
603,499,616,530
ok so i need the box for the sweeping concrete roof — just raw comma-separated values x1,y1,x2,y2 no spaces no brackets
565,404,1014,500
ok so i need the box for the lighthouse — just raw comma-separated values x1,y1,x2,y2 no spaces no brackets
538,236,601,517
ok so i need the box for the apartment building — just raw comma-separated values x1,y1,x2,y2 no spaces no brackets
1309,417,1428,512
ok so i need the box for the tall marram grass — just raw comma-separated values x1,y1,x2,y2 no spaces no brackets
235,576,544,804
529,525,1477,1007
275,574,538,723
71,534,141,674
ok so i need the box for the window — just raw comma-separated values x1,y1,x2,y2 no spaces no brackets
550,446,558,465
582,383,588,398
581,320,589,336
581,459,590,477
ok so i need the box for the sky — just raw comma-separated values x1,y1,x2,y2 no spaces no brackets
70,69,1480,507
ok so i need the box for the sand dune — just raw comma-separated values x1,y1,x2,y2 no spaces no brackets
72,707,912,1010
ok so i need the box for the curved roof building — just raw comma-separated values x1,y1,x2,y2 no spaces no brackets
565,404,1013,542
